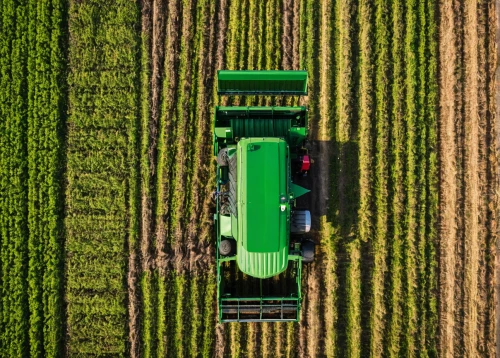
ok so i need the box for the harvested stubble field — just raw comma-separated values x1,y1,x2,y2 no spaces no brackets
0,0,498,357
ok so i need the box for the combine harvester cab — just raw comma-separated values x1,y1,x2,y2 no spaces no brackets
213,70,314,322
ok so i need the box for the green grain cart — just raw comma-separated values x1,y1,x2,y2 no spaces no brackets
213,70,314,322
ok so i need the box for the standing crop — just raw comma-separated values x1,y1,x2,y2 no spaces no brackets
0,0,65,356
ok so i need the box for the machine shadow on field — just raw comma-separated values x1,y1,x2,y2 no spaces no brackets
295,139,360,233
295,137,365,355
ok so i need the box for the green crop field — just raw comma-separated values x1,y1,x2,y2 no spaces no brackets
0,0,497,357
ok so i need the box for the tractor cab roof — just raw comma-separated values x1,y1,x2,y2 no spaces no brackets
236,138,289,278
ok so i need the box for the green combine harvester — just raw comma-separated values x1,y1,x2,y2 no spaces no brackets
213,70,314,322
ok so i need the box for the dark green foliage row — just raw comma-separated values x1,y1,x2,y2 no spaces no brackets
0,0,65,356
0,1,29,356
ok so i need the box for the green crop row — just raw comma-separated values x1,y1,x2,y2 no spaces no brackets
403,0,418,355
0,0,65,356
0,1,30,355
386,0,404,356
424,0,439,354
415,0,431,353
65,0,140,355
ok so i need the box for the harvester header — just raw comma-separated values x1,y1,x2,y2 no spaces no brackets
217,70,308,96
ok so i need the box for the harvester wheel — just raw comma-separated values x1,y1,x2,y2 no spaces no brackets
217,148,229,166
220,202,231,215
219,239,236,256
301,240,315,263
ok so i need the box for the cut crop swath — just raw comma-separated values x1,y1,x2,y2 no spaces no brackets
65,0,140,354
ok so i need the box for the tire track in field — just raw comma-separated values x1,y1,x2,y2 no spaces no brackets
185,0,219,274
462,0,480,354
164,0,199,354
485,2,497,355
215,0,229,83
453,0,467,355
179,0,208,258
478,2,497,356
175,0,200,271
154,0,181,355
164,0,195,273
182,0,214,273
137,0,168,355
476,2,490,354
156,0,180,270
438,0,458,355
138,0,154,355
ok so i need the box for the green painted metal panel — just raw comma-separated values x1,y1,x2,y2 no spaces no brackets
290,183,310,199
214,127,232,138
236,243,288,279
231,214,238,239
213,106,308,147
231,118,291,138
218,70,308,95
220,215,232,236
236,138,289,278
241,140,280,252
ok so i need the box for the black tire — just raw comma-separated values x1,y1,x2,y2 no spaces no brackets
217,148,229,166
220,202,231,215
219,239,235,256
302,240,315,263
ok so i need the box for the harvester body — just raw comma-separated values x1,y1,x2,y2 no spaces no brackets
214,71,312,322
